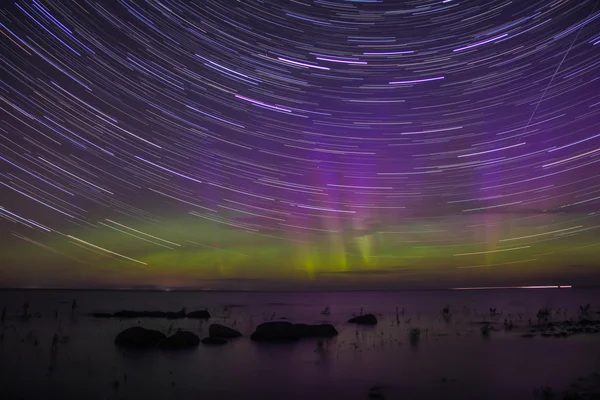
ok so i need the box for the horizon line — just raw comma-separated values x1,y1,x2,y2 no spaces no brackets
0,285,598,292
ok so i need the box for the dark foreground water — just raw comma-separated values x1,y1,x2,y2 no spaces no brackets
0,288,599,400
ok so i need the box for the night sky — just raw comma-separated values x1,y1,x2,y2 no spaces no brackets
1,0,599,290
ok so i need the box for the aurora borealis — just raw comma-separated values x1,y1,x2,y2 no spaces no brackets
1,0,599,289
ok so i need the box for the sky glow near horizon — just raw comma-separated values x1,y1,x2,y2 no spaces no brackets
1,0,599,289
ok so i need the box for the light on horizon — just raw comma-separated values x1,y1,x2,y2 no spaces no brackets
452,285,572,290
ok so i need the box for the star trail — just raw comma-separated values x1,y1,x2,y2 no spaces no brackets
1,0,599,289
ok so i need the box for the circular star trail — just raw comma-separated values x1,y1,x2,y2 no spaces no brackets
1,0,599,288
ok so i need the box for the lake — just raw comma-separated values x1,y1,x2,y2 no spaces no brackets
1,288,599,399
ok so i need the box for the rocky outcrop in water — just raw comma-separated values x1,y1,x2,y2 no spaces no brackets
166,309,187,319
250,321,338,342
251,321,300,341
186,310,211,319
158,331,200,349
114,327,166,348
524,318,600,338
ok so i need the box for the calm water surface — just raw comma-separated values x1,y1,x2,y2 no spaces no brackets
0,289,599,400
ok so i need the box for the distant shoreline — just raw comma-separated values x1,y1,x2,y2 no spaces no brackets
0,286,598,292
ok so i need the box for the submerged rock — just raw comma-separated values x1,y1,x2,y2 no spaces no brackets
409,328,421,345
202,337,227,345
348,314,378,325
115,327,166,348
159,331,200,349
187,310,211,319
209,324,242,338
481,324,492,337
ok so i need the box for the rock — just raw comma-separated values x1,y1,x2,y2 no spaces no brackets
409,328,421,344
187,310,211,319
294,323,338,338
159,331,200,349
113,310,139,318
348,314,378,325
209,324,242,338
90,312,112,318
250,321,301,342
166,310,186,319
202,337,227,345
250,322,339,341
115,327,166,348
481,325,492,336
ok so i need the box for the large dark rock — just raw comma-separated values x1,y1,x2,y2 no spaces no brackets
158,331,200,349
294,323,338,338
250,322,339,342
250,321,301,342
187,310,211,319
348,314,378,325
202,337,227,345
115,327,166,348
209,324,242,338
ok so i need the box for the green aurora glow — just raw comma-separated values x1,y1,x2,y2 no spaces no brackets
1,211,599,289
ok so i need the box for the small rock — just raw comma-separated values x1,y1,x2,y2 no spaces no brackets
481,324,492,336
348,314,378,325
209,324,242,338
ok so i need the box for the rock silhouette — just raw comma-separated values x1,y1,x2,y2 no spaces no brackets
348,314,378,325
186,310,211,319
251,321,300,341
250,321,338,342
209,324,242,338
166,309,187,319
115,327,166,348
90,312,112,318
159,331,200,349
